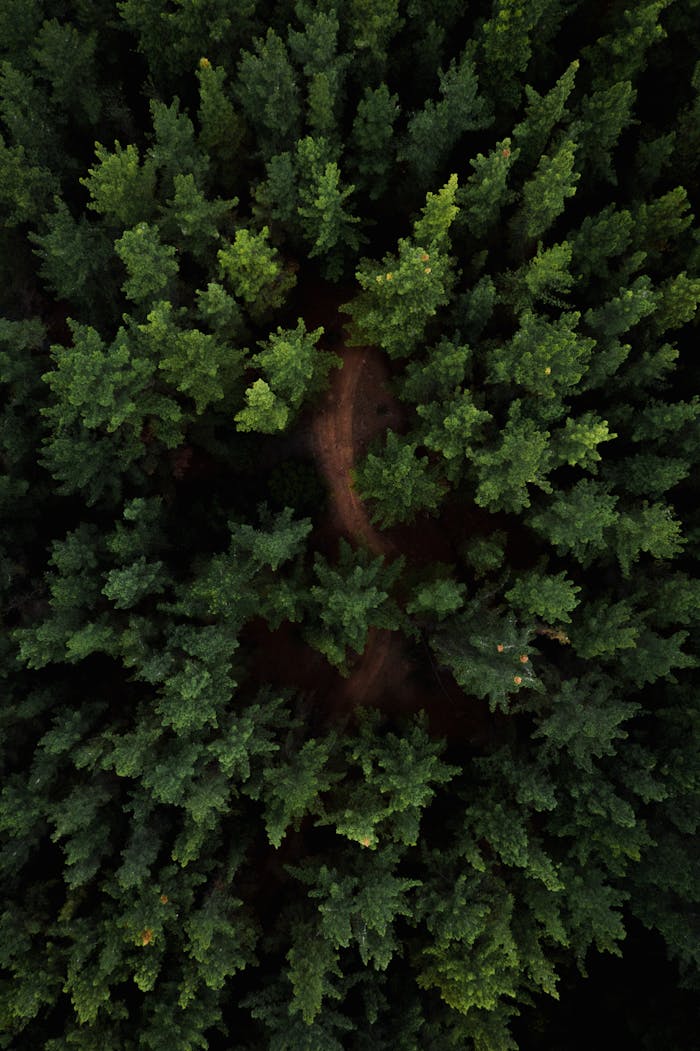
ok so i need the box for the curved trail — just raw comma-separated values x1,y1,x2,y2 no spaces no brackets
309,330,403,707
310,345,396,559
304,294,488,744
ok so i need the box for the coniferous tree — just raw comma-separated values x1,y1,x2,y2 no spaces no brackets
2,3,700,1046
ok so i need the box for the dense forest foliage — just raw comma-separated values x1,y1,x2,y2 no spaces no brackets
1,1,700,1047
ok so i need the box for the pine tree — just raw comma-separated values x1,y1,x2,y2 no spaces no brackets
398,50,492,190
114,223,178,305
243,318,339,425
160,173,236,262
354,430,445,526
317,708,457,847
511,134,580,245
305,541,403,672
455,137,517,241
30,198,113,316
147,97,208,198
470,400,554,513
217,224,296,322
0,135,56,224
345,0,404,74
479,0,574,112
582,0,673,91
80,142,157,229
345,175,460,358
31,18,101,126
196,58,245,189
234,28,302,160
288,4,349,142
348,84,401,201
295,137,365,280
511,59,579,173
430,595,539,712
527,478,620,565
117,0,257,83
573,80,638,185
416,387,492,482
505,568,581,624
486,309,595,399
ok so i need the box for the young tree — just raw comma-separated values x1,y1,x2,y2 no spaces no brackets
345,175,460,358
406,575,467,623
354,430,445,526
217,224,296,321
305,540,403,673
234,379,289,434
398,50,492,190
511,135,580,245
234,28,302,160
511,59,579,173
344,0,404,74
348,84,401,201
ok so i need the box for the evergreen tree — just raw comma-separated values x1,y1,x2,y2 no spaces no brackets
235,29,302,160
455,138,517,241
348,84,401,201
479,0,574,111
236,319,339,433
354,430,445,526
398,50,492,190
345,175,460,358
306,541,403,672
217,224,296,322
3,3,700,1046
511,59,579,173
511,134,580,244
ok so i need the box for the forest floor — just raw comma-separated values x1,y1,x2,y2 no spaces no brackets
290,277,491,742
246,275,490,744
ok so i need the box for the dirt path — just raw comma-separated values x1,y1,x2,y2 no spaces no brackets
310,344,398,558
301,285,489,743
302,285,407,708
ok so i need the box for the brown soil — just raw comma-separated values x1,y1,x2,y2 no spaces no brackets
244,275,491,744
299,278,489,743
310,343,401,558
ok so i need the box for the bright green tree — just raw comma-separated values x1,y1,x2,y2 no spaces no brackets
345,175,460,358
306,541,403,672
355,431,445,526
